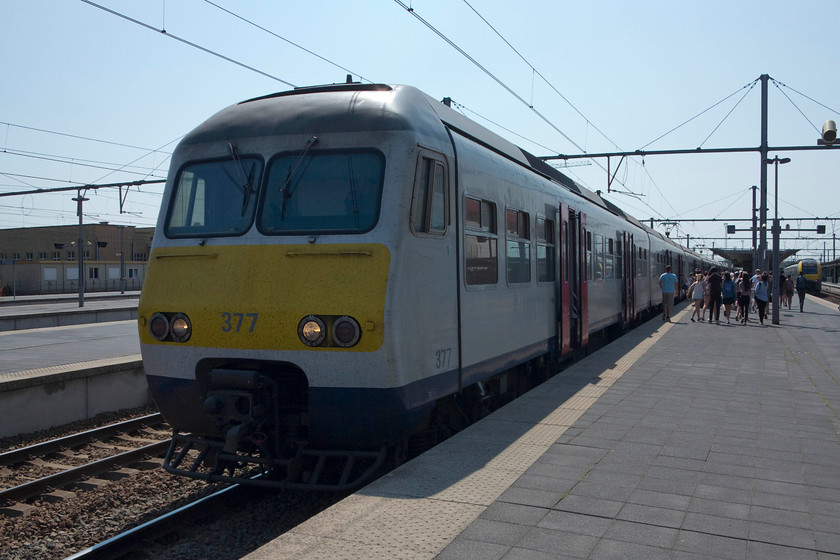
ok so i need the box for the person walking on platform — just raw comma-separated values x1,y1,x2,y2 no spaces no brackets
754,272,770,325
721,272,736,324
795,270,808,312
737,271,752,324
750,268,761,313
688,273,705,322
784,274,794,310
659,264,678,322
707,267,722,324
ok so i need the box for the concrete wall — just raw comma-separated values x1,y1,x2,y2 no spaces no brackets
0,357,150,438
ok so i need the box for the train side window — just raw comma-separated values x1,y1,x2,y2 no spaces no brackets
505,209,531,284
411,153,448,236
585,230,592,281
465,197,498,285
594,233,605,281
537,216,555,283
615,238,623,280
562,220,569,283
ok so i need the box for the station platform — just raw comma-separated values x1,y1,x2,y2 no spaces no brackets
0,295,143,438
0,291,139,331
245,295,840,560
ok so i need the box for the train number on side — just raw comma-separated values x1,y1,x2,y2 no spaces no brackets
221,312,259,333
435,348,452,370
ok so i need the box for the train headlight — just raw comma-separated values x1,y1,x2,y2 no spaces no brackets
149,313,170,341
332,316,361,347
170,313,192,342
299,316,326,346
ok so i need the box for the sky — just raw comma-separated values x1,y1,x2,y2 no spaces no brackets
1,1,838,262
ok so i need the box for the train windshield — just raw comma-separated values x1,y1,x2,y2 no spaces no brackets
801,260,819,274
165,157,263,238
258,150,384,234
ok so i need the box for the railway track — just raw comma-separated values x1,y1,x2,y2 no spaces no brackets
0,413,171,516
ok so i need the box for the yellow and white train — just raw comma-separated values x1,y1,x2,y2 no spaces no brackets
139,82,712,490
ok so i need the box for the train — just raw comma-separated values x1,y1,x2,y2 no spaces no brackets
138,82,715,490
784,258,822,292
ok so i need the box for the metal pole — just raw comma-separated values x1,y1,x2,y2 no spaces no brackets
759,74,769,272
768,156,789,325
772,159,780,325
751,185,758,271
72,189,88,307
119,226,125,294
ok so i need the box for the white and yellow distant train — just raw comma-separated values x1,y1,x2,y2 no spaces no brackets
138,82,713,490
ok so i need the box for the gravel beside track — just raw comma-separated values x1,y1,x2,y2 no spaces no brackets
0,406,343,560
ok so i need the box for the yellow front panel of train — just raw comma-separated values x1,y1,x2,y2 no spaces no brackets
138,243,390,351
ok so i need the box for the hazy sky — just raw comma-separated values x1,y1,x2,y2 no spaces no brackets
2,1,838,260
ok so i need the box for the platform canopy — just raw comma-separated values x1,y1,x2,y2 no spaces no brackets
709,248,799,273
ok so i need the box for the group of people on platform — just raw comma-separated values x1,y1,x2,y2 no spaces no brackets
658,264,809,325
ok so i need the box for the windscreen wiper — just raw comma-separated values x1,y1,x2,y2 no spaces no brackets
280,136,318,221
224,143,256,216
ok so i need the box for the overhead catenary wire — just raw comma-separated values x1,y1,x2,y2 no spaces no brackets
200,0,373,84
79,0,298,88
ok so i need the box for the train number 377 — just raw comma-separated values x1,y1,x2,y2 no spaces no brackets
221,312,258,333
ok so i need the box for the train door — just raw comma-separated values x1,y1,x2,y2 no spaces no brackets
622,231,635,327
558,204,571,356
564,206,588,349
676,254,685,299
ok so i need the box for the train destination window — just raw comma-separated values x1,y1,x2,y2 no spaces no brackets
536,217,555,283
411,154,448,236
260,150,384,234
166,157,263,238
465,197,498,285
506,209,531,284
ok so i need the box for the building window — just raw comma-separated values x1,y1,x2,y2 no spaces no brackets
53,252,61,260
89,267,99,279
38,252,47,260
128,268,139,278
25,252,34,260
67,251,75,260
464,196,497,285
505,208,531,284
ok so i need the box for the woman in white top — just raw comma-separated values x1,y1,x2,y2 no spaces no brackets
688,273,706,322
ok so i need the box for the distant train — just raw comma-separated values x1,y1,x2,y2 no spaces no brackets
785,258,822,292
138,82,714,490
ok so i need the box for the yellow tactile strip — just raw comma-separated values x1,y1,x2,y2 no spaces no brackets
244,306,687,560
0,355,143,391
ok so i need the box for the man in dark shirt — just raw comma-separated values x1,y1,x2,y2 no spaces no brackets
707,266,723,323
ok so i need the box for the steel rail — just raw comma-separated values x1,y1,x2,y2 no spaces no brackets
64,482,250,560
0,439,171,504
0,413,164,468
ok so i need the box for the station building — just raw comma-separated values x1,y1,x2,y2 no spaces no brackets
0,223,153,296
